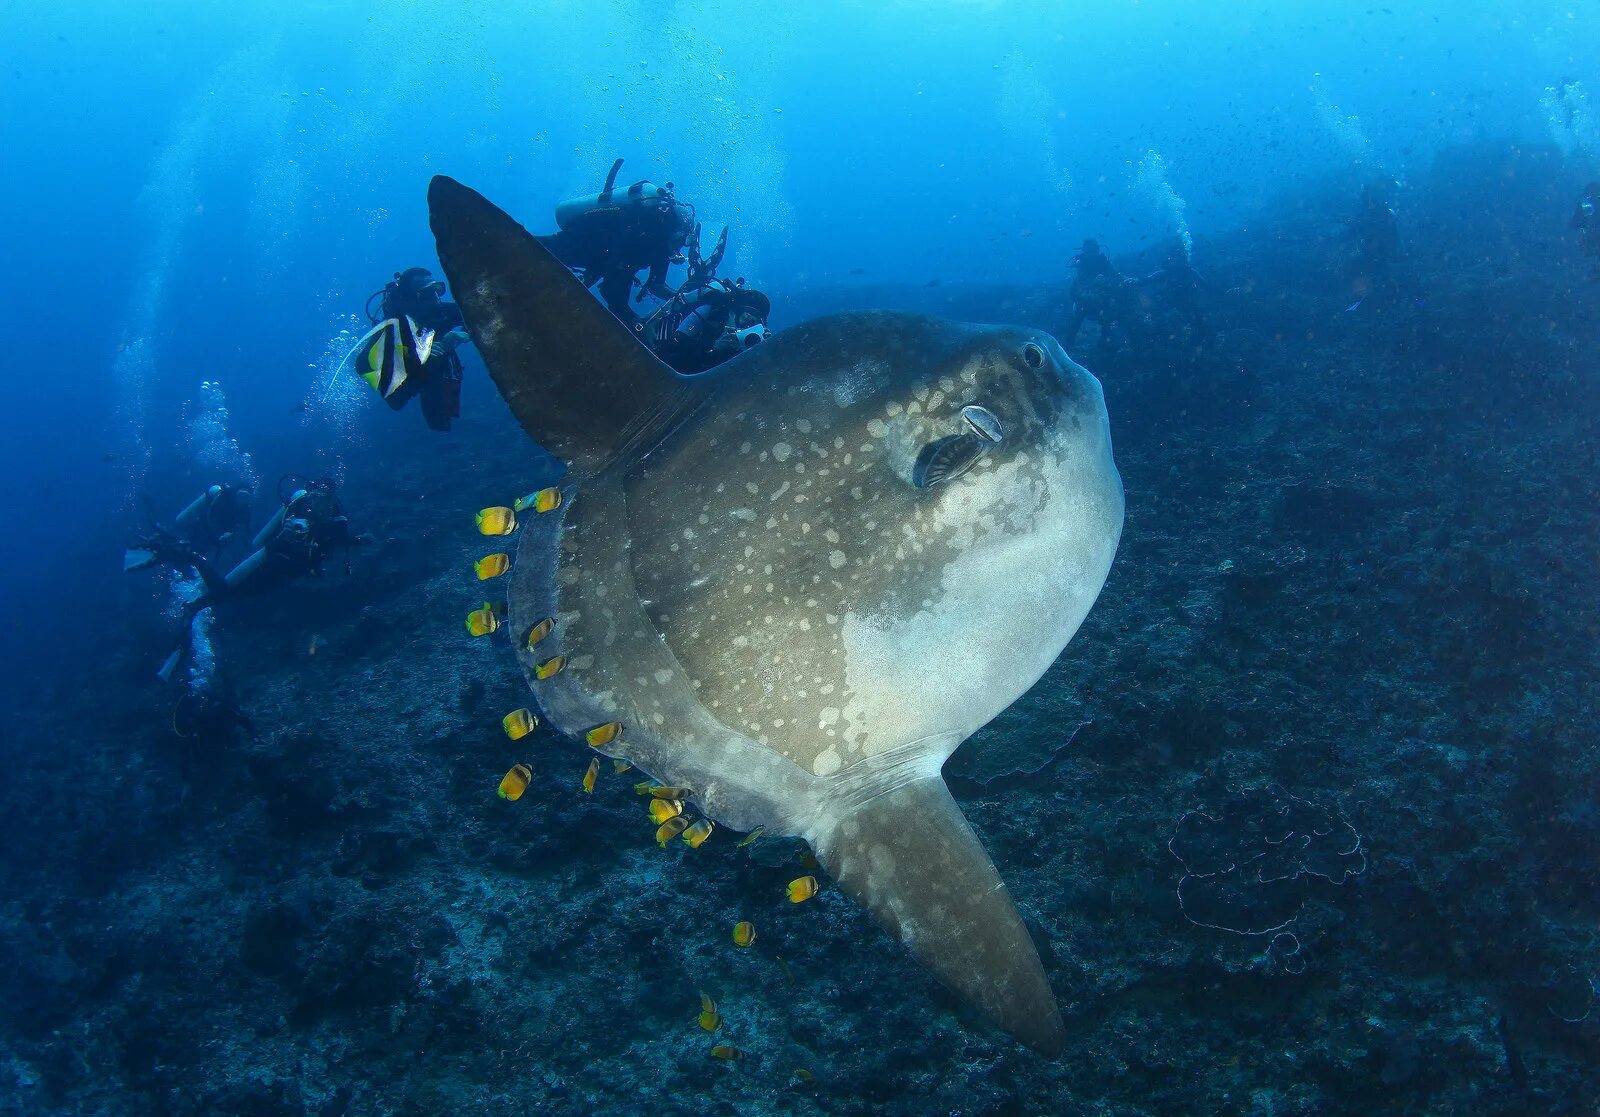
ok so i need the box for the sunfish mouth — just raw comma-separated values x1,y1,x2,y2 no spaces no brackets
913,403,1004,489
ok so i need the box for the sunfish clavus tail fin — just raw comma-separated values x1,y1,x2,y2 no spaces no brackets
426,175,693,473
813,776,1066,1055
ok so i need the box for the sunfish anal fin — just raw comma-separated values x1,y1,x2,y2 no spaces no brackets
814,776,1066,1055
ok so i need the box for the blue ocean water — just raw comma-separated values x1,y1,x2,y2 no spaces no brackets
3,1,1600,1113
1,1,1587,689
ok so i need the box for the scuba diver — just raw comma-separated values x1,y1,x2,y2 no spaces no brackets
1134,242,1215,347
1344,178,1401,307
353,267,472,431
129,481,253,566
639,225,771,373
537,158,697,333
1571,182,1600,278
130,476,356,682
644,277,771,374
1065,239,1137,349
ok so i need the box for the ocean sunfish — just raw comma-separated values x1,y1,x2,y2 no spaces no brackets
428,177,1124,1054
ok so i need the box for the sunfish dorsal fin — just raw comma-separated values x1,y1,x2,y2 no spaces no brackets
427,175,690,473
813,776,1066,1055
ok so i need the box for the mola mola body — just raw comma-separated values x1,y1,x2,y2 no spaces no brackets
429,175,1123,1054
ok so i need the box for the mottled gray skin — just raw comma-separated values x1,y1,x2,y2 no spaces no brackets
508,314,1121,1053
429,176,1122,1054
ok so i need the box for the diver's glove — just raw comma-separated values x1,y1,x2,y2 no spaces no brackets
438,327,470,354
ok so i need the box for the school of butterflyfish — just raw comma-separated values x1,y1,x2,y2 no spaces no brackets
469,492,819,1073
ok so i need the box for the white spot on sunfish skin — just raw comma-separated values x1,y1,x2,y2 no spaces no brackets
829,550,847,569
772,442,793,462
654,669,674,685
866,419,887,438
813,748,842,776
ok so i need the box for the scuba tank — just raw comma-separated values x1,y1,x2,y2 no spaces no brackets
174,486,222,531
555,158,680,230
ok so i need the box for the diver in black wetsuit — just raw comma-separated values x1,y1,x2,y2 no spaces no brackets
133,478,356,682
1135,242,1214,346
1345,179,1401,303
1065,239,1135,348
537,158,697,333
639,224,771,373
646,278,771,374
161,482,253,561
125,481,253,578
364,267,472,431
1572,182,1600,278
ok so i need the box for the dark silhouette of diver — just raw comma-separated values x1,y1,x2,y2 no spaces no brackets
1572,182,1600,279
362,267,472,431
646,278,771,373
135,477,356,682
1065,239,1137,348
639,225,772,374
537,158,697,333
177,482,252,556
1345,178,1401,307
1134,242,1215,347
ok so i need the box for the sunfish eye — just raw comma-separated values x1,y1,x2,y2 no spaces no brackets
912,405,1005,490
1022,342,1046,369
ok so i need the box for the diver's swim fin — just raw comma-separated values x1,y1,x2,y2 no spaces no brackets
427,175,696,474
812,776,1067,1055
156,646,182,684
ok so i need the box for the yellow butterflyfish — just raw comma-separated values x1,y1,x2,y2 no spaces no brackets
474,553,511,580
709,1045,742,1061
475,506,517,536
732,921,756,948
682,819,714,848
466,607,501,637
497,763,532,801
513,487,562,514
584,721,622,748
534,655,565,680
501,708,537,740
735,827,765,848
581,757,599,794
634,784,693,799
655,816,689,846
786,876,818,904
793,1068,815,1084
612,760,632,774
697,992,722,1033
647,799,682,824
523,618,554,649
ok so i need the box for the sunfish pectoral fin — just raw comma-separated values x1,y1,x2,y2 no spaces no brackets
426,175,691,473
813,776,1066,1055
